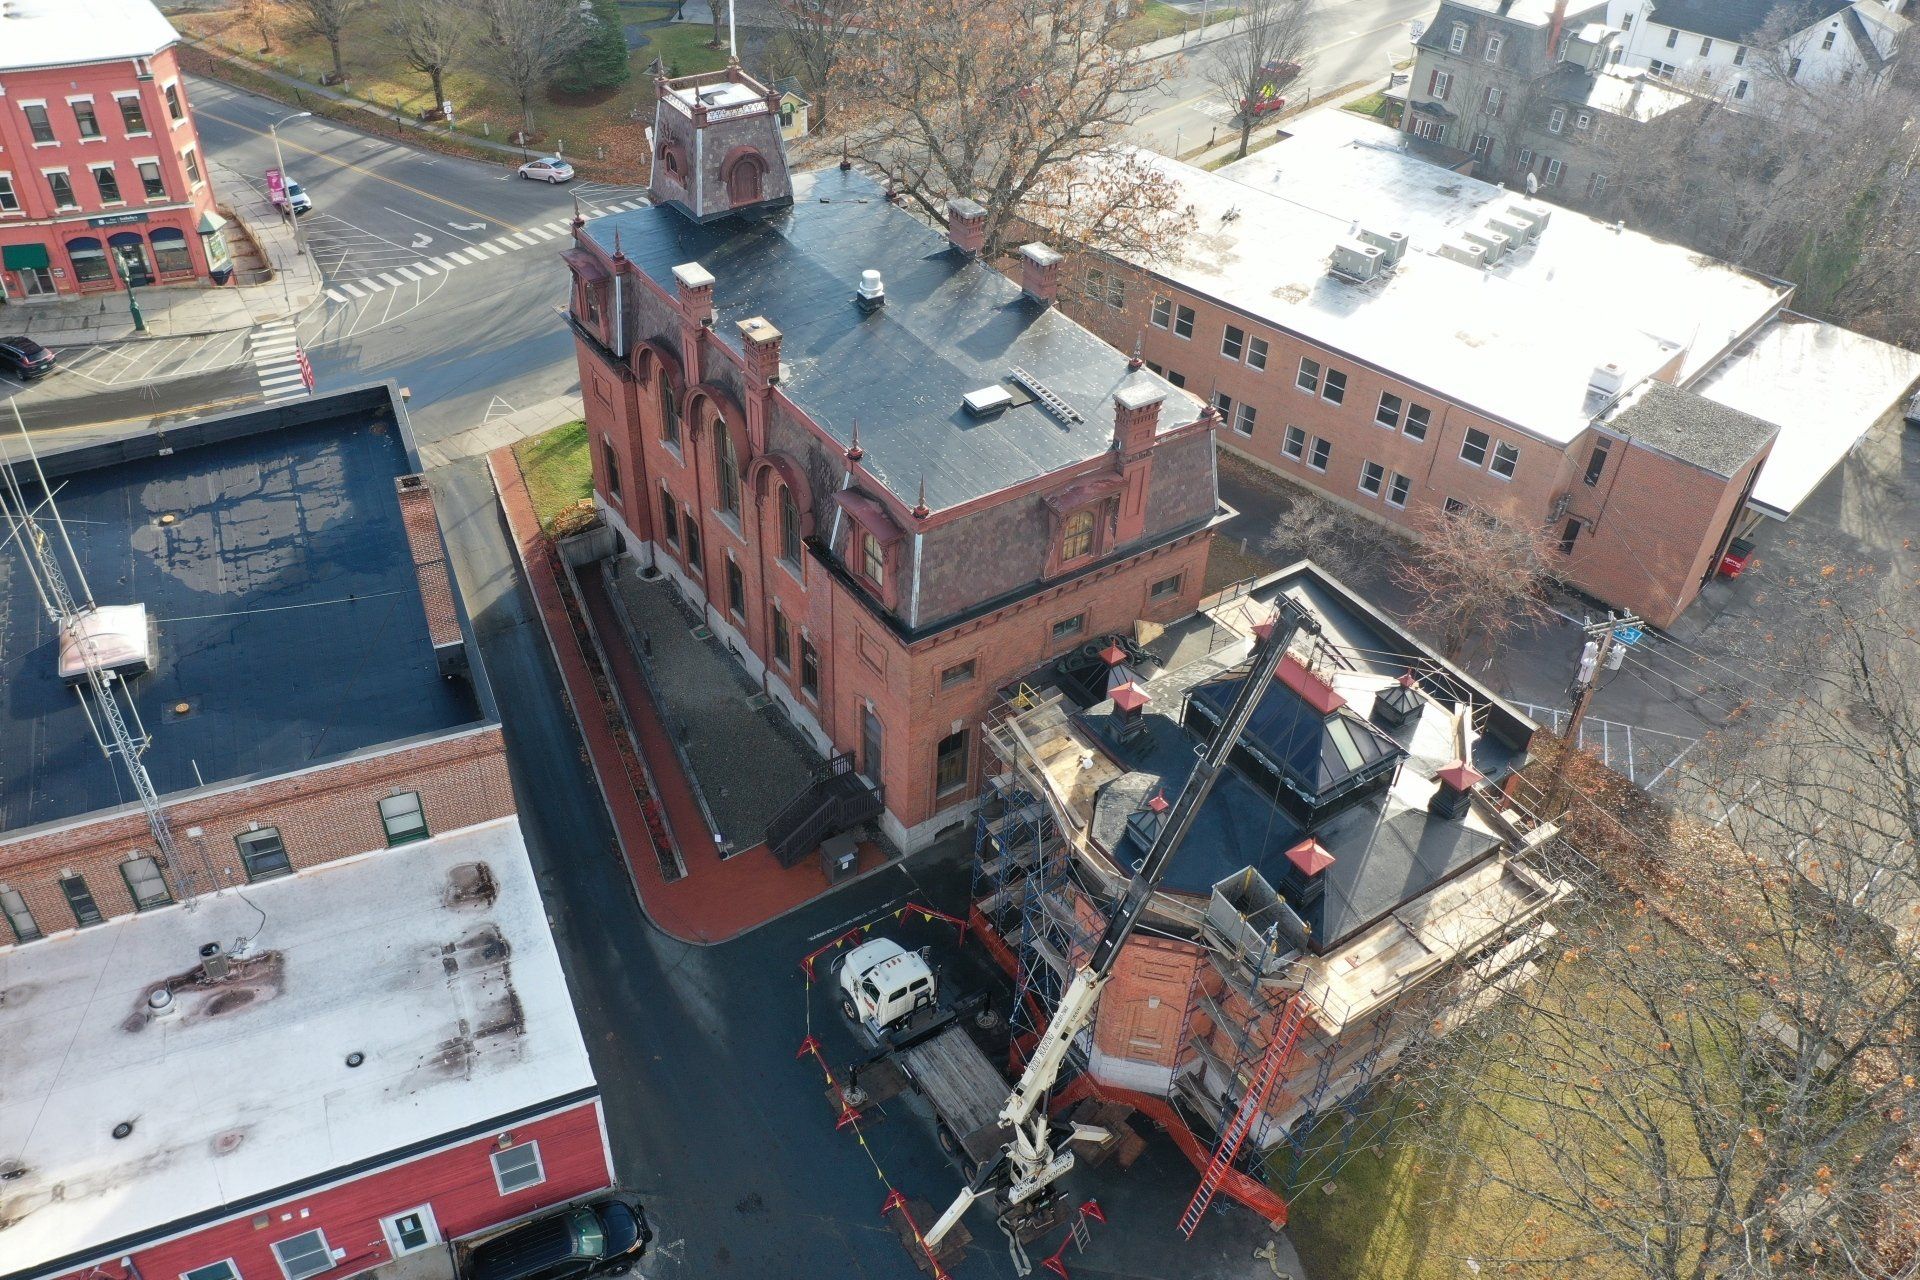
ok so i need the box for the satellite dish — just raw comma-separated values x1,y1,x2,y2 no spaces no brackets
1525,172,1540,194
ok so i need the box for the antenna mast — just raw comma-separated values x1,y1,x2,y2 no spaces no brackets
0,406,190,901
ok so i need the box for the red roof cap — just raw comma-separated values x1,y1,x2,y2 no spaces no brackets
1397,670,1419,689
1100,643,1128,667
1110,681,1151,712
1146,791,1170,813
1435,760,1484,792
1285,837,1336,876
1277,653,1346,715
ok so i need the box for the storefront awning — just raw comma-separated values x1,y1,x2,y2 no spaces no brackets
2,243,51,272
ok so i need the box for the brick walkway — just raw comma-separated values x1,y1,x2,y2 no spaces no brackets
491,446,887,944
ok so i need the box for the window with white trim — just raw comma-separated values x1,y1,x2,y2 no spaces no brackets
1432,69,1453,99
1386,472,1412,507
183,148,202,187
1308,437,1332,471
1664,27,1678,48
1283,426,1307,459
1359,461,1385,496
1733,43,1747,65
1484,33,1503,62
184,1262,241,1280
1173,304,1195,338
22,102,55,144
1321,368,1347,405
72,99,102,140
1575,110,1591,130
237,827,291,881
1702,35,1716,55
1518,146,1534,168
380,792,429,845
1375,391,1402,429
1234,403,1256,436
271,1231,334,1280
118,95,149,135
1491,440,1520,478
1650,59,1677,78
1221,324,1245,361
1733,78,1749,99
1149,296,1172,329
1548,106,1565,133
1211,390,1234,423
491,1142,546,1194
137,159,166,200
0,174,16,213
44,170,76,210
1245,336,1268,370
1543,157,1563,186
1295,357,1320,394
92,163,122,204
1404,403,1431,440
1471,133,1493,159
1448,22,1467,52
1149,572,1183,601
165,82,185,122
1460,428,1490,467
383,1208,438,1256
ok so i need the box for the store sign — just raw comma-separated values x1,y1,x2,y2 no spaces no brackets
88,212,150,228
266,167,285,203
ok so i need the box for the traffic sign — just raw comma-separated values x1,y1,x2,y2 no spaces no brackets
1612,625,1643,646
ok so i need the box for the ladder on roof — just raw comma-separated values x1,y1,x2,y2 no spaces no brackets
1177,994,1311,1239
1009,366,1085,424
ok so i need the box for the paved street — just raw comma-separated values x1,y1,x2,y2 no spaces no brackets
1127,0,1431,156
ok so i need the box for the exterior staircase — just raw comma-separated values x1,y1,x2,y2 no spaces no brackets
765,752,883,867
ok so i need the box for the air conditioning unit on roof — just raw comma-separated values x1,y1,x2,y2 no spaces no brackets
1357,227,1408,264
1464,227,1511,264
1330,238,1385,282
1439,239,1487,269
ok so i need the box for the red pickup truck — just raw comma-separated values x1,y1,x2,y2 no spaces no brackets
1241,60,1303,118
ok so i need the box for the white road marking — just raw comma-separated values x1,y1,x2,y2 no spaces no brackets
326,288,349,303
531,227,557,240
395,267,422,282
378,272,406,287
512,232,539,246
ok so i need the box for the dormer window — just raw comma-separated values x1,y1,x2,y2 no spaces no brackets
862,531,885,585
1062,510,1094,562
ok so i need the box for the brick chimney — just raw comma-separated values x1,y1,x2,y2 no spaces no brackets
1019,242,1063,306
737,316,782,386
1546,0,1570,67
672,261,715,327
1112,373,1165,459
946,197,987,258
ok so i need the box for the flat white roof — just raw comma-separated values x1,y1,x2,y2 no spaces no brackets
1124,113,1789,446
672,80,763,110
1694,313,1920,517
0,0,180,72
0,819,598,1279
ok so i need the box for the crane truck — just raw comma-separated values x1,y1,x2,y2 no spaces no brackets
839,600,1317,1263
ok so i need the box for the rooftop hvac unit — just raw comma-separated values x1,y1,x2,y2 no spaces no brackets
1464,227,1511,264
1357,227,1408,264
1330,238,1385,282
1503,203,1548,240
1587,362,1627,398
1439,239,1488,269
963,384,1014,417
1489,214,1531,244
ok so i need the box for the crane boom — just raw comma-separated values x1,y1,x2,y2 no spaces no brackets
924,599,1317,1255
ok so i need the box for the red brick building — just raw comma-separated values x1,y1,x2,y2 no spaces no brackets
0,0,231,301
1058,112,1920,629
565,64,1222,851
0,388,613,1280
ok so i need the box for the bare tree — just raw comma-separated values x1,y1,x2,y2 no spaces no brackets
1404,573,1920,1280
710,0,728,51
1255,479,1399,588
1205,0,1314,159
386,0,471,108
232,0,285,53
770,0,869,128
1391,505,1560,664
832,0,1186,260
285,0,369,81
478,0,589,136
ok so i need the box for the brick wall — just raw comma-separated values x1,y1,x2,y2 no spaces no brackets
1092,933,1207,1071
395,474,464,648
45,1098,611,1280
0,726,511,941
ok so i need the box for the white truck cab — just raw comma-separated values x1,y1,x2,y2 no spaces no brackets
835,937,938,1032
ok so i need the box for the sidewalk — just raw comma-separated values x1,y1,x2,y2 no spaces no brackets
419,393,583,469
2,160,322,347
490,443,892,944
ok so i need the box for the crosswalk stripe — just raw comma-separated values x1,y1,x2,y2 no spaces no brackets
253,343,297,359
257,322,297,336
357,277,385,293
341,282,365,298
259,376,307,391
512,232,538,246
378,272,406,287
428,256,452,269
543,220,571,234
443,250,472,265
325,289,348,303
530,227,556,240
485,243,508,257
396,267,422,282
414,262,439,275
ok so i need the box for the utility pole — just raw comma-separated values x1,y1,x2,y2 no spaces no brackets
1546,611,1637,815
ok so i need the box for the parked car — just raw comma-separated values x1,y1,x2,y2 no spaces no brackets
0,336,57,380
1241,59,1303,118
465,1199,650,1280
272,181,313,215
519,156,575,184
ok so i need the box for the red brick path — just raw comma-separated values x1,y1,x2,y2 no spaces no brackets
491,447,884,944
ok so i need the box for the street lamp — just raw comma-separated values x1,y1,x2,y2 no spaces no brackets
269,110,313,257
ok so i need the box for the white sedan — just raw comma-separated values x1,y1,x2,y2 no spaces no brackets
518,156,575,183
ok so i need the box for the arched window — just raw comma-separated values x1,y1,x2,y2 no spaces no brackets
66,236,110,286
659,380,680,447
779,485,801,565
149,227,193,276
717,421,740,517
1062,510,1095,561
726,153,766,205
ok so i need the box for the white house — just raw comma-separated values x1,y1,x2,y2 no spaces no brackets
1610,0,1907,115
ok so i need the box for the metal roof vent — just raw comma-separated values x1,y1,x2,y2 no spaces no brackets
855,269,884,313
963,385,1014,417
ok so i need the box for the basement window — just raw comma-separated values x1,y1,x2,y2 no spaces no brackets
184,1264,239,1280
1,886,41,942
62,874,103,927
491,1142,546,1195
237,827,291,881
121,855,171,910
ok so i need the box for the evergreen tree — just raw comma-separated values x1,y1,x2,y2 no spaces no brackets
554,0,631,94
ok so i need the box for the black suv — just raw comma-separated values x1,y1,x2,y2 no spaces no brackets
465,1199,651,1280
0,336,56,380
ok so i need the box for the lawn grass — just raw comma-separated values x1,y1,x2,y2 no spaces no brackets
1114,0,1241,46
177,4,727,159
1343,91,1391,119
513,420,594,533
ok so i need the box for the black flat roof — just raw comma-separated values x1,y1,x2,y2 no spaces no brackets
585,168,1202,510
0,406,481,834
